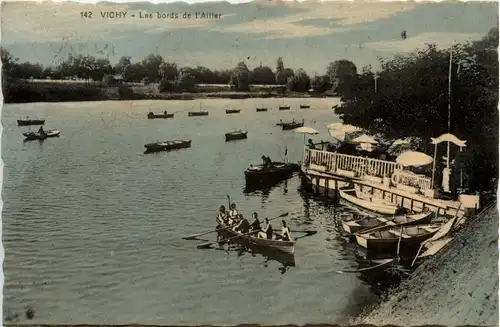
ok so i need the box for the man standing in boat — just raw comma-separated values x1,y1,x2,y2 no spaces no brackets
38,125,46,137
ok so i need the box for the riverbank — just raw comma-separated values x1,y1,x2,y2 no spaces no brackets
353,202,499,326
2,80,334,103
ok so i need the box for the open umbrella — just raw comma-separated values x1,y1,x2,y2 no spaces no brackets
327,123,362,133
396,151,433,167
294,126,319,143
351,134,378,144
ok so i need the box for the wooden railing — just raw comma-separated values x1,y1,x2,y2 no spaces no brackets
303,148,433,190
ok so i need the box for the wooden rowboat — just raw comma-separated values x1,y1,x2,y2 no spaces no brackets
23,129,60,141
225,130,248,142
147,112,174,119
339,188,403,215
282,120,304,130
299,105,310,109
256,108,268,112
18,119,45,126
216,224,295,254
188,111,209,117
354,223,443,252
225,109,241,114
279,106,290,110
144,140,192,153
342,211,434,234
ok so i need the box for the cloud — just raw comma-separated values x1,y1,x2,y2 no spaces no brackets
364,32,486,52
211,1,417,38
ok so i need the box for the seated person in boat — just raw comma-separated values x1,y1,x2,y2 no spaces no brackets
258,218,274,239
216,205,229,226
229,203,238,221
38,126,46,136
250,212,260,232
234,214,250,233
164,110,167,116
307,139,315,149
276,220,293,241
292,118,296,123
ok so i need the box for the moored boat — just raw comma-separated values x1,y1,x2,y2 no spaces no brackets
245,162,301,188
216,224,295,254
23,129,60,141
188,111,209,117
144,140,192,153
18,119,45,126
225,130,248,142
282,120,304,130
256,108,268,112
147,112,174,119
339,188,403,215
354,223,443,252
342,211,434,234
225,109,241,114
299,105,310,109
279,106,291,110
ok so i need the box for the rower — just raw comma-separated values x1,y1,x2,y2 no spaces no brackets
250,212,260,232
164,110,167,116
258,218,273,239
234,214,250,233
216,205,228,226
266,156,272,166
278,220,293,241
38,126,45,136
229,203,239,221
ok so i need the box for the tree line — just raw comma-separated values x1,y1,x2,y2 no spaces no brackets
1,49,359,94
334,27,498,193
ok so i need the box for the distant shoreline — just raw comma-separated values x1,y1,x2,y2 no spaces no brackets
3,80,338,104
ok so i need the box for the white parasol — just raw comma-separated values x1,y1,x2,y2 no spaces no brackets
351,134,379,144
326,123,362,133
294,126,319,143
396,151,433,167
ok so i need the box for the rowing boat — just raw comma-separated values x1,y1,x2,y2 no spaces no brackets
339,188,403,215
225,109,241,114
188,111,209,117
245,162,300,189
342,211,434,234
225,130,248,142
282,120,304,130
144,140,192,153
216,224,295,254
23,129,60,141
354,223,443,252
147,112,174,119
299,105,310,109
279,106,290,110
18,119,45,126
256,108,268,112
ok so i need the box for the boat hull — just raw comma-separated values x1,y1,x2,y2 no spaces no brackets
341,211,434,234
225,131,248,142
23,130,60,141
188,112,209,117
148,113,174,119
339,189,402,215
279,106,290,110
144,140,192,153
225,109,241,114
216,225,295,255
282,123,304,130
256,108,268,112
245,162,301,188
299,105,310,109
18,119,45,126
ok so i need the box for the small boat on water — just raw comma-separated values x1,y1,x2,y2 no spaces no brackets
18,119,45,126
144,140,192,153
216,224,295,254
23,129,60,141
245,162,301,188
354,223,444,252
342,211,434,234
282,120,304,131
256,108,268,112
147,112,174,119
225,109,241,114
279,106,290,110
225,130,248,142
188,111,209,117
339,188,403,215
299,105,310,109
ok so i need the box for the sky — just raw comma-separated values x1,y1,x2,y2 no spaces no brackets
1,0,498,75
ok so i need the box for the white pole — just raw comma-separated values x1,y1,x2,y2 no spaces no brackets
431,143,437,188
446,41,454,169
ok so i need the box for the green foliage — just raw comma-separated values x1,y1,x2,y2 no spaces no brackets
159,62,178,81
326,59,357,92
158,78,176,92
141,53,164,82
251,65,275,85
231,61,250,91
176,72,196,91
335,28,499,192
286,68,310,92
102,74,117,86
310,75,331,93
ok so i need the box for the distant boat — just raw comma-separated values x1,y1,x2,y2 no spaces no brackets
225,130,248,142
147,112,174,119
279,106,290,110
18,119,45,126
299,105,310,109
225,109,241,114
245,162,301,189
144,140,192,153
282,120,304,130
256,107,268,112
23,129,60,141
189,103,209,117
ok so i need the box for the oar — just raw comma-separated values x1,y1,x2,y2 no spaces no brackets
196,212,289,249
182,195,232,240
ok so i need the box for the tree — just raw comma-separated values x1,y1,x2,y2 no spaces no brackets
326,59,357,93
310,75,331,93
275,57,287,84
251,65,275,85
286,68,310,92
141,53,164,82
231,61,250,91
176,72,196,91
159,62,178,81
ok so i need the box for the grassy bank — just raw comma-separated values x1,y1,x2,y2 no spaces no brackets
2,80,332,103
353,203,499,326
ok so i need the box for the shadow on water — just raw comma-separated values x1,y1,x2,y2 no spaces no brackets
243,178,290,203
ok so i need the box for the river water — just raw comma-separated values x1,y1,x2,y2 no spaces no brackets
2,98,380,325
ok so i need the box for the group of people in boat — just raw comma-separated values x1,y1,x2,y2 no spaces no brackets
261,155,273,169
216,204,293,242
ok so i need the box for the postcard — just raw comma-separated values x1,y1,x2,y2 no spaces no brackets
1,0,498,326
